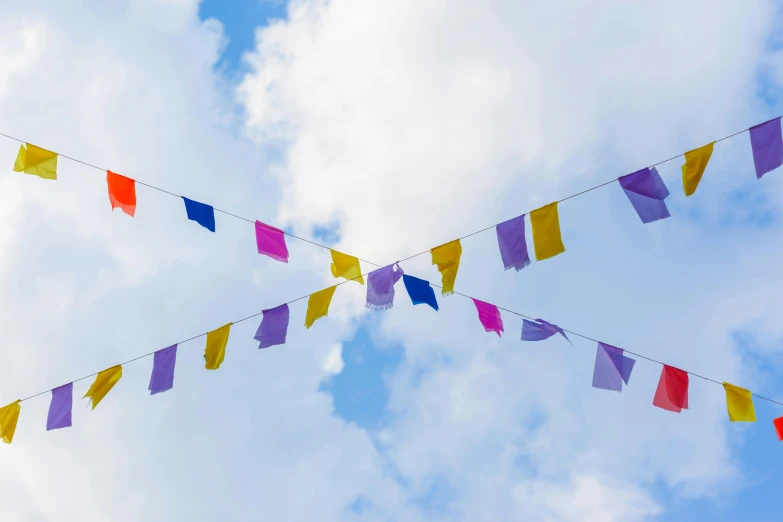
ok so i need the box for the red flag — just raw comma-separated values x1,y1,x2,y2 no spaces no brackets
774,416,783,441
653,365,689,413
106,170,137,217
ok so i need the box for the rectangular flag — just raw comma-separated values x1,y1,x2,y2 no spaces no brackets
83,365,123,410
682,142,714,197
749,117,783,178
775,416,783,441
47,383,73,430
592,343,635,392
255,304,289,349
255,221,289,263
402,275,439,311
366,265,404,310
530,202,565,261
431,240,462,295
106,170,137,217
305,285,337,329
182,197,216,232
722,382,756,422
0,401,21,444
472,299,504,337
14,143,57,180
149,345,177,395
653,365,688,413
204,324,232,370
618,167,670,224
330,250,364,284
496,214,530,271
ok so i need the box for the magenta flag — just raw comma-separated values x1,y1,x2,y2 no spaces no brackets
255,221,289,263
149,345,177,395
255,303,289,349
749,117,783,178
46,382,73,431
592,343,635,392
472,299,504,337
366,265,404,310
496,214,530,271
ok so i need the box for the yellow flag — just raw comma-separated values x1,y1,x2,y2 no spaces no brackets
530,202,565,261
682,142,714,197
205,323,232,370
83,365,122,410
13,143,58,180
0,401,21,444
723,382,756,422
431,239,462,295
330,250,364,285
305,285,337,329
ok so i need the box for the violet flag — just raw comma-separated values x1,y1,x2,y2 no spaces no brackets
521,318,571,344
618,167,670,224
496,214,531,271
366,265,404,310
149,345,177,395
255,303,289,349
592,343,635,392
473,299,504,337
46,382,73,431
749,117,783,178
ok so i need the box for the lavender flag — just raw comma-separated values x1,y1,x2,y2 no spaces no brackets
255,303,289,349
46,382,73,431
149,345,177,395
496,214,530,271
618,167,670,224
592,342,635,392
521,318,571,344
367,265,404,310
749,117,783,178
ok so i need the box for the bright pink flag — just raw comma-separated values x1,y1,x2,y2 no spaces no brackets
653,365,689,413
472,299,504,337
255,221,289,263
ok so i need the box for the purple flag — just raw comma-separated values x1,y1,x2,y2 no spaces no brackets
520,318,571,344
618,167,670,224
749,117,783,178
496,214,530,271
366,265,404,310
255,303,289,349
46,383,73,431
592,343,635,392
149,345,177,395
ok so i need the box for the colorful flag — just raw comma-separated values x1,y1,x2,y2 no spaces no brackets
722,382,756,422
330,250,364,284
402,275,439,311
305,285,337,329
0,401,21,444
149,345,177,395
618,167,670,224
83,365,123,410
367,265,404,310
255,221,289,263
530,202,565,261
47,383,73,430
255,304,289,348
653,365,688,413
431,240,462,295
106,170,137,217
682,142,714,197
592,343,635,392
496,214,530,271
13,143,57,180
774,416,783,441
749,117,783,178
204,323,231,370
182,197,216,232
520,318,570,343
472,299,504,337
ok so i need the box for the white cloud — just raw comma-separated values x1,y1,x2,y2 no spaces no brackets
323,342,345,374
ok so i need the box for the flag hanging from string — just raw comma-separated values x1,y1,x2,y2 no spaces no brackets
366,264,404,310
149,345,177,395
182,197,216,232
723,382,756,422
653,365,688,413
774,417,783,441
618,167,670,224
13,143,57,180
305,285,337,329
592,343,635,392
431,240,462,295
496,214,530,271
0,401,21,444
106,170,137,217
330,250,364,284
472,299,504,337
255,304,289,348
255,221,289,263
84,366,123,410
204,324,231,370
749,117,783,178
530,202,565,261
682,142,714,197
521,318,570,343
402,275,439,311
47,383,73,430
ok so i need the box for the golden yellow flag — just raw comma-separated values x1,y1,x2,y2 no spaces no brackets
205,323,232,370
431,239,462,295
723,382,756,422
682,142,714,197
530,202,565,261
305,285,337,329
0,401,21,444
330,250,364,285
13,143,58,180
83,365,122,410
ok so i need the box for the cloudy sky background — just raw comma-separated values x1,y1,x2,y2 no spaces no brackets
1,0,782,520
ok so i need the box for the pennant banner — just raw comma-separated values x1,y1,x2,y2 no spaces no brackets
723,382,756,422
0,401,21,444
682,142,714,197
204,324,232,370
366,264,403,310
305,285,337,329
472,299,504,337
402,275,439,311
84,365,123,410
619,167,670,224
149,345,177,395
255,221,289,263
496,214,530,271
106,170,137,217
592,343,635,392
749,117,783,178
330,250,364,284
182,197,216,232
521,318,570,344
431,240,462,295
775,417,783,442
653,365,688,413
255,304,289,349
47,383,73,431
530,202,565,261
14,143,57,180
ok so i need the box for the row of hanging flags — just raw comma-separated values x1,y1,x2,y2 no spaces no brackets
2,117,783,444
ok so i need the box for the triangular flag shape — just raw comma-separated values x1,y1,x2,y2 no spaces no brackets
0,401,21,444
520,318,571,344
723,382,756,422
431,240,462,295
682,142,714,197
83,365,123,410
305,285,337,329
530,202,565,261
14,143,57,180
106,170,137,217
204,323,232,370
774,417,783,441
330,250,364,284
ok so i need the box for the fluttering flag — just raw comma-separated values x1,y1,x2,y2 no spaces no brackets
652,365,688,413
149,345,177,395
255,221,289,263
472,299,504,337
496,214,530,271
774,417,783,441
402,275,439,311
618,167,670,224
367,265,404,310
83,365,123,410
47,383,73,431
305,285,337,329
521,318,570,344
0,401,21,444
749,117,783,178
681,142,714,197
204,323,232,370
592,343,635,392
255,303,289,348
431,240,462,295
530,202,565,261
182,197,216,232
330,250,364,285
722,382,756,422
106,170,137,217
13,143,57,180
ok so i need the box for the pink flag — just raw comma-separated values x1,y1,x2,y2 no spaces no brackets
653,365,689,413
472,299,504,337
255,221,289,263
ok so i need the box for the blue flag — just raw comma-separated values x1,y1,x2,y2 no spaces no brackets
403,275,439,311
182,197,216,232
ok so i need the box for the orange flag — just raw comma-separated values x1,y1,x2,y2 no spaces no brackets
106,170,137,217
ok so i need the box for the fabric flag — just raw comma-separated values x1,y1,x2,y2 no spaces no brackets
402,275,439,311
682,142,714,197
722,382,756,422
749,117,783,178
652,365,689,413
46,383,73,431
520,318,571,344
83,365,123,410
367,265,404,310
472,299,504,337
0,401,21,444
618,167,670,224
330,250,364,285
305,285,337,329
106,170,137,217
255,221,289,263
774,416,783,441
530,202,565,261
149,345,177,395
182,197,216,232
13,143,57,180
431,240,462,295
592,343,635,392
255,304,289,349
204,323,232,370
496,214,530,271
